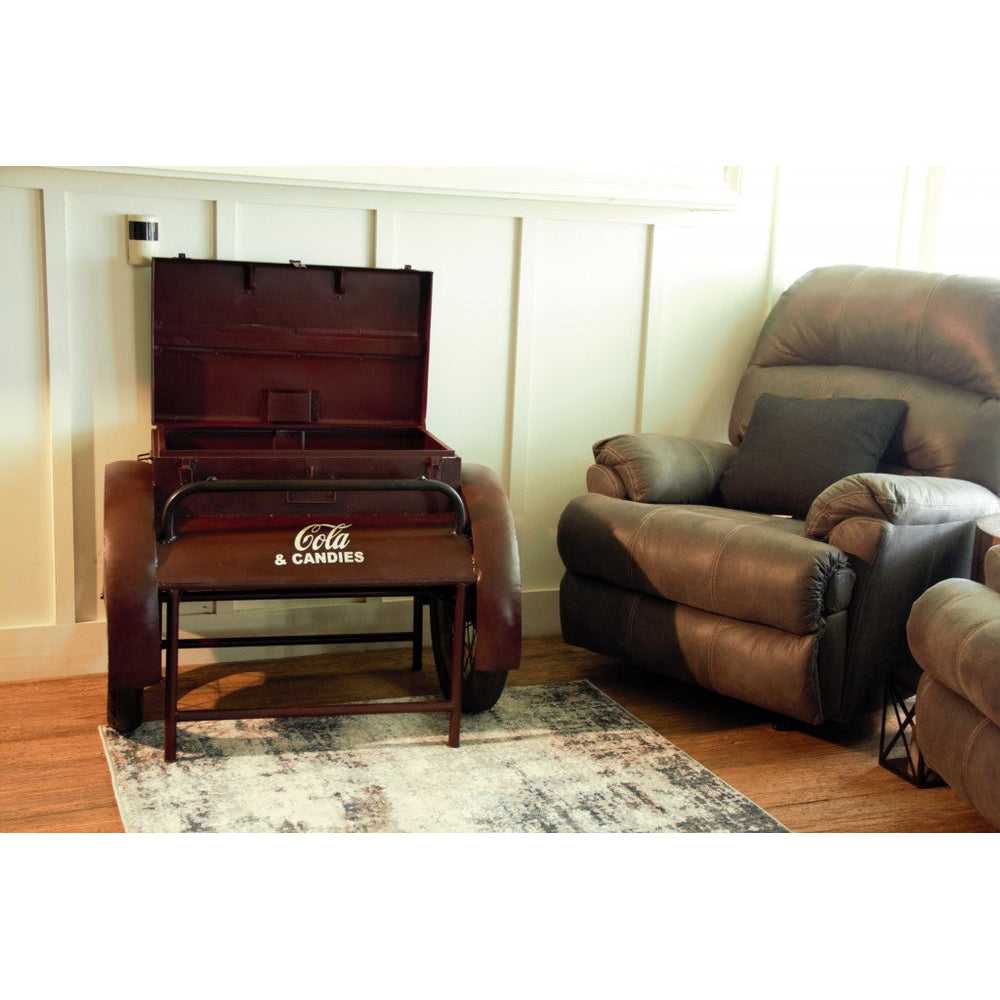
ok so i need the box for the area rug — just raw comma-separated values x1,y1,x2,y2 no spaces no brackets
99,680,788,833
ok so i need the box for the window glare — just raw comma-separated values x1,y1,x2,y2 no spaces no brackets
933,169,1000,278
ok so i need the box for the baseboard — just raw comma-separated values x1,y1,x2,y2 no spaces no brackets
0,589,562,682
0,620,110,682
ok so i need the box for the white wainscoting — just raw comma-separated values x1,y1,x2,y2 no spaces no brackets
0,165,781,680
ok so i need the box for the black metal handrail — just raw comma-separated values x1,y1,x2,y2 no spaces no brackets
158,476,466,542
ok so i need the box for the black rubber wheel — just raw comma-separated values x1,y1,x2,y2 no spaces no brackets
430,588,508,713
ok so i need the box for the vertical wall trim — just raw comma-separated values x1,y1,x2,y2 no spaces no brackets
506,215,538,517
636,222,663,432
916,167,947,271
895,167,929,269
374,209,395,268
40,187,76,625
214,198,238,259
763,166,783,311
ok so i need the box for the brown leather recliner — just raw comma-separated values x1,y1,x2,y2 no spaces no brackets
558,265,1000,726
906,545,1000,828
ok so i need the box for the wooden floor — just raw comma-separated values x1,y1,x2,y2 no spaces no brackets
1,634,993,833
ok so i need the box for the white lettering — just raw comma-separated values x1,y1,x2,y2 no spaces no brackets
286,548,366,566
294,523,353,552
280,524,365,569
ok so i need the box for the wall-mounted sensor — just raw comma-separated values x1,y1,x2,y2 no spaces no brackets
126,214,159,266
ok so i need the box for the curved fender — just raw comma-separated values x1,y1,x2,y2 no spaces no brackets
104,460,160,729
461,464,521,672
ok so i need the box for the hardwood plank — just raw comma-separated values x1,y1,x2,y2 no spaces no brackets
0,636,994,833
0,673,123,833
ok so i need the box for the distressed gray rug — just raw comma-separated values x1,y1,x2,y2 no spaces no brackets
99,680,787,833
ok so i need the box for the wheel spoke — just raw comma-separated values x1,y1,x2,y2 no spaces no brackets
429,589,507,713
462,621,477,677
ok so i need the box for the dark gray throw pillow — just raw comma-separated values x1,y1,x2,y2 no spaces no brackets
719,394,908,519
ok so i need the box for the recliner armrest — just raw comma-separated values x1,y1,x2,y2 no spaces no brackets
908,576,1000,728
805,473,1000,541
588,434,738,504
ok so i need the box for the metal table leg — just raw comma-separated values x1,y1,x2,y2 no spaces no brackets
163,590,181,763
878,672,943,788
159,584,469,761
447,584,466,748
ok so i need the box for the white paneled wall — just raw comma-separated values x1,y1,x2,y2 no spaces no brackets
70,190,216,623
521,218,649,590
15,164,985,681
234,201,374,267
394,209,518,479
0,186,52,627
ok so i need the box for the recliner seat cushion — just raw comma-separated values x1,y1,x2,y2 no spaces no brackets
557,493,855,635
718,393,908,518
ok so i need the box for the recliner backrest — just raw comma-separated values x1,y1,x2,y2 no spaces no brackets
729,265,1000,493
